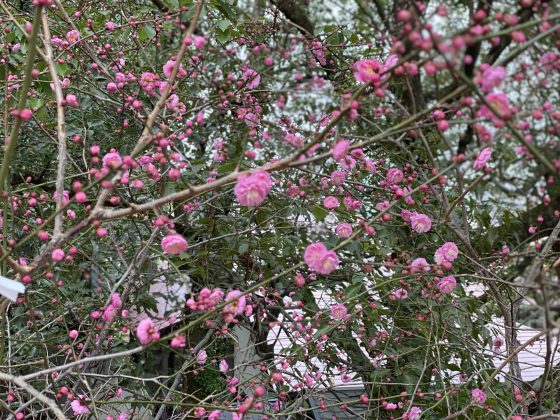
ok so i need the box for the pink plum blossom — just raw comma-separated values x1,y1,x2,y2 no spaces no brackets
234,171,273,207
136,318,160,345
405,406,422,420
383,54,399,74
331,170,346,185
223,290,247,323
395,288,409,300
194,407,206,418
208,411,221,420
386,168,404,185
161,234,189,255
219,359,229,373
193,36,206,49
19,108,32,120
473,147,492,170
540,52,560,71
310,41,327,66
478,92,512,124
65,94,79,108
102,151,122,169
477,65,506,92
493,337,504,352
323,196,339,210
243,68,261,89
52,249,65,262
471,388,487,404
410,258,430,273
335,223,353,238
109,293,122,309
353,59,382,85
500,244,510,256
187,288,224,312
196,350,207,364
304,242,340,275
401,210,413,222
171,336,186,349
66,30,80,44
330,303,349,320
102,304,119,323
410,212,432,233
163,59,187,79
434,242,459,263
71,398,91,416
376,200,390,212
139,72,160,94
384,402,398,410
332,140,350,162
106,81,117,92
438,275,457,294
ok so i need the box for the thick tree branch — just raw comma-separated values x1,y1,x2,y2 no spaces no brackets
151,0,169,12
271,0,314,35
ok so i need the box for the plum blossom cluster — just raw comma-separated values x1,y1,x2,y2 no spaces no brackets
434,242,459,265
187,288,225,312
186,288,251,324
102,293,123,323
222,290,251,324
473,64,510,179
234,170,273,207
353,54,398,87
304,242,340,275
70,397,91,416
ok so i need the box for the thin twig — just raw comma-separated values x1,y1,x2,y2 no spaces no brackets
41,10,68,239
0,372,66,420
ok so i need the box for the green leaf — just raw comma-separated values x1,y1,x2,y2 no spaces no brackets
238,241,249,254
217,19,230,32
255,208,271,225
218,161,236,174
164,0,179,8
302,288,320,312
139,294,158,313
216,28,231,44
326,32,344,46
210,0,237,21
345,282,362,298
138,25,156,41
310,205,328,222
55,62,69,76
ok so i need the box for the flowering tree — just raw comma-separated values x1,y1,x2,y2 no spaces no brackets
1,0,560,418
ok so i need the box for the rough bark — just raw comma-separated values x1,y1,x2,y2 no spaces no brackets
271,0,315,35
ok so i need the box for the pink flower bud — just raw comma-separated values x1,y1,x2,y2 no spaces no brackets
19,109,33,120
